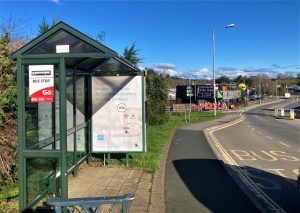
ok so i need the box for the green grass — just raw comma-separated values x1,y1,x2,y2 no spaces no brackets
0,187,18,200
0,186,18,213
129,111,225,173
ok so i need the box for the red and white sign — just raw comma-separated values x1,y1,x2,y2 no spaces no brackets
29,65,54,103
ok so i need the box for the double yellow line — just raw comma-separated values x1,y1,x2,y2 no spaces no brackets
204,116,286,213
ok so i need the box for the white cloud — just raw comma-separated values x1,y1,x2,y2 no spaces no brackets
164,69,181,77
155,63,176,70
217,66,278,78
148,64,213,79
142,63,298,80
146,63,180,77
190,68,210,77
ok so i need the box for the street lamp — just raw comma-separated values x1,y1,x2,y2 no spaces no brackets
212,23,235,117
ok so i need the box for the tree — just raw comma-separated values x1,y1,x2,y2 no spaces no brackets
145,69,168,125
0,17,26,184
0,30,17,183
38,17,57,35
123,42,143,65
234,75,246,83
216,75,230,84
246,76,255,87
0,33,17,124
277,72,295,80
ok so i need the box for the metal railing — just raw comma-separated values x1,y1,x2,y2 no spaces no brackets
47,194,135,213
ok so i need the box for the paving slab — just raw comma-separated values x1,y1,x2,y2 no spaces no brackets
68,167,153,213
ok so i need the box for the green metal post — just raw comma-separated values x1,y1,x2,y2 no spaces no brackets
59,58,68,198
73,72,77,175
141,74,146,152
17,58,26,211
125,153,129,166
87,73,92,164
107,153,111,166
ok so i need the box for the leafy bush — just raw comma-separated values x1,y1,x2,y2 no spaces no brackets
0,86,17,125
0,31,18,185
145,69,169,125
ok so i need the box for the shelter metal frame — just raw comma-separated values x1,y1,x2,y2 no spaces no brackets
11,22,144,211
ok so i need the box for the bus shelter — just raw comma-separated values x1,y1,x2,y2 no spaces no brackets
11,22,145,211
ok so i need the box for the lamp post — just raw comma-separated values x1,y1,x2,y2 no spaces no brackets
275,80,278,99
212,24,235,117
259,77,262,104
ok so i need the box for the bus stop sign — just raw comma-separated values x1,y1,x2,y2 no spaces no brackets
29,65,54,103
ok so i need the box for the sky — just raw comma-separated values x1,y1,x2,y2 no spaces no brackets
0,0,299,79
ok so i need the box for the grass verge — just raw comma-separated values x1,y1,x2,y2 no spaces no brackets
129,111,225,173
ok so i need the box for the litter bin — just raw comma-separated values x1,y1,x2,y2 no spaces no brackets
290,109,295,119
274,109,279,117
280,108,285,117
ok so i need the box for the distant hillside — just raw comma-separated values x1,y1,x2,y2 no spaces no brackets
165,76,211,89
276,78,300,87
165,76,300,90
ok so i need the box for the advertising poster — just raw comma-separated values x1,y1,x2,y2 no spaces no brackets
92,76,145,152
29,65,54,103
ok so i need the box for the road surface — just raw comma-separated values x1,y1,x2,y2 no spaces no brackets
165,115,259,213
209,99,300,212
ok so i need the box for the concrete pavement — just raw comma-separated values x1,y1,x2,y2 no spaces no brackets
68,166,164,213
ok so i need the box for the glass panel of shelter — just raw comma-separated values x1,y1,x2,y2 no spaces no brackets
26,158,59,205
23,62,61,207
24,64,59,150
25,30,101,55
23,62,90,206
24,66,88,150
93,58,137,75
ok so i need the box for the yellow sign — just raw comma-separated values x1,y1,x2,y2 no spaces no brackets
239,83,246,91
290,110,295,120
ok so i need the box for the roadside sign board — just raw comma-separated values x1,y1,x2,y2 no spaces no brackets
29,65,54,103
223,90,241,100
186,86,193,97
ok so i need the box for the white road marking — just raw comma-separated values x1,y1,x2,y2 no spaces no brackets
251,128,255,131
279,142,290,147
206,117,286,213
265,136,273,140
293,169,299,176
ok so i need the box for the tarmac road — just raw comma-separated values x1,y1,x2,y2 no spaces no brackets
210,99,300,212
165,114,259,213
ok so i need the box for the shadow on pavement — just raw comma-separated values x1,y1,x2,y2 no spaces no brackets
173,159,300,213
